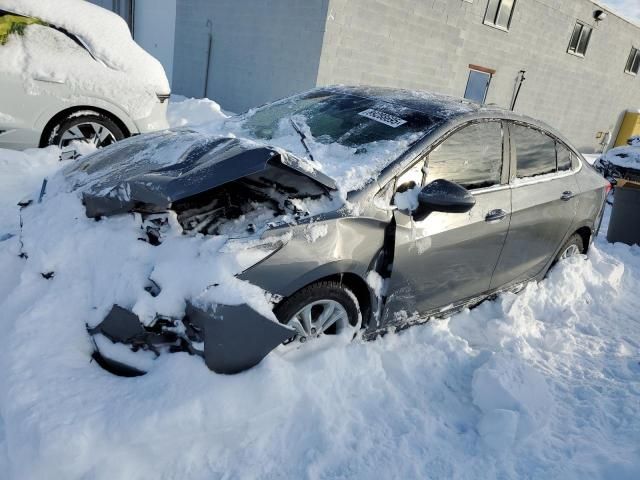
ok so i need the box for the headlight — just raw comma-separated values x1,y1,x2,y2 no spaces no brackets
220,235,289,272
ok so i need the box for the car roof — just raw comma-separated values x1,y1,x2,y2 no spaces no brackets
324,85,480,118
321,85,563,140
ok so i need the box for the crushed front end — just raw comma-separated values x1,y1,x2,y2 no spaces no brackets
64,131,337,375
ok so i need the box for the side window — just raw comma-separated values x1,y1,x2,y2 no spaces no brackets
425,122,503,189
511,124,557,179
556,142,572,172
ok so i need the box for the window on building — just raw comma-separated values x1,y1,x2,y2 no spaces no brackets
625,47,640,75
511,124,557,178
464,68,493,103
567,21,592,56
484,0,516,30
425,122,503,190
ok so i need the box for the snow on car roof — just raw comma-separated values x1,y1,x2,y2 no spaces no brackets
325,85,480,117
0,0,169,94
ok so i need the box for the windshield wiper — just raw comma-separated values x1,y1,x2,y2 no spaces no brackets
289,117,315,162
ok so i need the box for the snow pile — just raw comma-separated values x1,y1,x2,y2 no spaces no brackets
167,95,230,127
0,146,60,233
0,0,168,119
1,97,639,479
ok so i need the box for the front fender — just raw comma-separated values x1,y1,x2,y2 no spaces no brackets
241,217,387,297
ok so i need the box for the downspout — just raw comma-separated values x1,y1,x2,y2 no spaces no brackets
203,19,213,98
510,70,526,111
128,0,136,39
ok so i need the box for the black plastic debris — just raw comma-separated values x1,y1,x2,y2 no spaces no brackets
88,302,295,376
186,303,295,374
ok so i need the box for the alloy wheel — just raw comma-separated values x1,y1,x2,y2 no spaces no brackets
59,122,117,160
281,299,354,349
559,243,580,260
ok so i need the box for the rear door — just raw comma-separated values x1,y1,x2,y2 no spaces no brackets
490,123,579,289
382,120,511,322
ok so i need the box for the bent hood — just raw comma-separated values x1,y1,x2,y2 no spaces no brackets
65,129,337,218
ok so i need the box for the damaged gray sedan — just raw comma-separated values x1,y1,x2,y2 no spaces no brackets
71,86,608,375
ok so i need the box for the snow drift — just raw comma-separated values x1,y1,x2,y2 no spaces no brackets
0,98,639,479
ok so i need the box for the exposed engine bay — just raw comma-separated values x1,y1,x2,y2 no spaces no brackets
137,163,333,246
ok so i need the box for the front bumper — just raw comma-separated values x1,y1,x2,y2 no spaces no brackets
89,302,295,375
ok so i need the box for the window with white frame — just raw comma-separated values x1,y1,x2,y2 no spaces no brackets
625,47,640,75
483,0,516,30
567,21,592,56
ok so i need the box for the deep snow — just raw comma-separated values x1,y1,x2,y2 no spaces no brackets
0,98,639,480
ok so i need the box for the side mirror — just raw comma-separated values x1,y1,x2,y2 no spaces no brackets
413,179,475,220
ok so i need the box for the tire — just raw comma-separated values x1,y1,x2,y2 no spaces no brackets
45,111,125,160
274,281,361,349
554,233,585,264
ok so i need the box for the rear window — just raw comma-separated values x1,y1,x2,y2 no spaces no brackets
511,124,557,178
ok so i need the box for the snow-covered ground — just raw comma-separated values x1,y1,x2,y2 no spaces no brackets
0,98,639,479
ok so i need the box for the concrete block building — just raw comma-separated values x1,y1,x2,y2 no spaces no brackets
91,0,640,152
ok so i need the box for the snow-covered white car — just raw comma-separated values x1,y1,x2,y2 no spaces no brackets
0,0,170,159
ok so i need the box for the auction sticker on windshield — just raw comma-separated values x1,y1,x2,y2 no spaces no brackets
358,109,407,128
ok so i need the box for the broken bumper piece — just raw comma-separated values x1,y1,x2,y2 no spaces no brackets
88,303,295,375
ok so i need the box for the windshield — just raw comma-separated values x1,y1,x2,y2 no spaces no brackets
243,91,438,147
227,91,446,192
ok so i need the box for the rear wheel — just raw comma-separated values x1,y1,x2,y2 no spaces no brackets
274,281,361,351
45,111,125,160
555,233,585,263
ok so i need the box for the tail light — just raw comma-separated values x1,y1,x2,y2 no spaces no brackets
605,182,613,195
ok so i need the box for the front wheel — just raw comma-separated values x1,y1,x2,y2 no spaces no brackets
45,111,125,160
274,281,361,351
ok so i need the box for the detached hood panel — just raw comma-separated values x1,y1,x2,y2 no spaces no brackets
65,129,336,218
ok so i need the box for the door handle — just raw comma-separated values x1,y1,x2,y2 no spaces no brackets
485,209,507,223
560,191,575,201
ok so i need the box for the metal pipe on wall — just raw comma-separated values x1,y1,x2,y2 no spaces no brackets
203,19,213,99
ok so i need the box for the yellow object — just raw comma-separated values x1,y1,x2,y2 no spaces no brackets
615,111,640,147
0,14,43,45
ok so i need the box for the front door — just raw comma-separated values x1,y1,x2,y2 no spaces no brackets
382,121,511,325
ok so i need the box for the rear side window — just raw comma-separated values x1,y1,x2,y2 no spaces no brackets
425,122,503,190
511,125,557,178
557,143,572,172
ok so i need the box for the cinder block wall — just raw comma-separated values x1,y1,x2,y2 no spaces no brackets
172,0,330,113
317,0,640,151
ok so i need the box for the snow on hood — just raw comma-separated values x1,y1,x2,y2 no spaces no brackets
64,130,337,218
0,0,169,94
